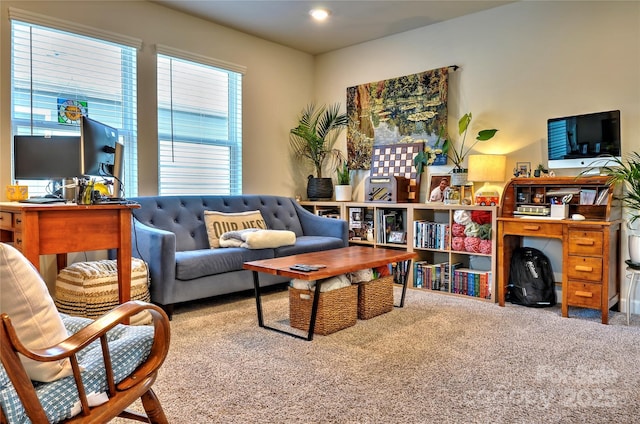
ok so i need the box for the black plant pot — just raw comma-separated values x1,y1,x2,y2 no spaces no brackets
307,177,333,200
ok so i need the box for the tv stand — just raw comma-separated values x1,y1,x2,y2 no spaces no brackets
497,176,621,324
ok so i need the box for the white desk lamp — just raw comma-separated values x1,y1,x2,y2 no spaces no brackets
467,154,507,206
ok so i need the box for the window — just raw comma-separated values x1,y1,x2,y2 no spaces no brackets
10,11,138,197
157,48,244,195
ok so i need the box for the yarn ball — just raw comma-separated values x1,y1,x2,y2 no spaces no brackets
464,222,481,237
464,236,482,253
479,239,492,254
471,210,492,225
451,236,465,251
453,210,472,225
452,223,466,237
478,224,492,240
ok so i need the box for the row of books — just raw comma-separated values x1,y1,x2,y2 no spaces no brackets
414,220,450,250
414,261,458,291
452,268,492,299
414,260,492,299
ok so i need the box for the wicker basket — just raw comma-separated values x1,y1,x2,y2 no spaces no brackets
357,275,394,320
289,284,357,335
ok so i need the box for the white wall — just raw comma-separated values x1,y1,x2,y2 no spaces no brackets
0,0,314,286
0,0,314,198
313,0,640,315
314,0,640,199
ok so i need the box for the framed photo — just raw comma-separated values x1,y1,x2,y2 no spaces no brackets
388,231,406,244
516,162,531,177
427,173,450,202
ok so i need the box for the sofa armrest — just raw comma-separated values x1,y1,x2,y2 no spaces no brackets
132,220,177,305
293,202,348,246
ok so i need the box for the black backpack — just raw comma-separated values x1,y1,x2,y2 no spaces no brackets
506,247,556,308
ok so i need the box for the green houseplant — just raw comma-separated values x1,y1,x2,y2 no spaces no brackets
334,160,352,201
414,113,498,183
290,103,348,200
586,153,640,262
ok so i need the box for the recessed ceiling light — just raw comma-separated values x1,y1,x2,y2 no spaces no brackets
309,8,330,22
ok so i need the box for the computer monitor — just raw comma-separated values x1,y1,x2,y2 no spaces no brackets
80,115,118,177
13,135,81,180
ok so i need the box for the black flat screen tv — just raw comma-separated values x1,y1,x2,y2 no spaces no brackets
13,135,81,180
80,116,118,177
547,110,621,169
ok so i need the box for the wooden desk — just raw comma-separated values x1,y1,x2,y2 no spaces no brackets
244,246,416,340
497,177,621,324
0,202,139,304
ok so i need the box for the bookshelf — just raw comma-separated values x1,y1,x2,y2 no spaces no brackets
300,201,498,302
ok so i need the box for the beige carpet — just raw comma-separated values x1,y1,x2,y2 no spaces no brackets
117,286,640,423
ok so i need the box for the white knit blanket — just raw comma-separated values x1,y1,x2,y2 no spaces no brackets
219,228,296,249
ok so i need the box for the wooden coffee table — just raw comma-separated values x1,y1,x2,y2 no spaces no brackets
243,246,416,340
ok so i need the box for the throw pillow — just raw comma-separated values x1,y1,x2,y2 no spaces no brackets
0,243,73,382
204,210,267,248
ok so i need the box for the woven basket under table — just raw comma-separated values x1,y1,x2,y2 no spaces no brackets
289,284,357,335
357,275,394,320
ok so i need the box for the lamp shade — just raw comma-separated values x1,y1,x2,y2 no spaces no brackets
467,154,507,183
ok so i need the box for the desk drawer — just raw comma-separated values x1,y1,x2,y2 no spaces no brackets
567,256,602,282
0,212,12,230
568,230,603,256
502,221,563,238
12,213,23,230
567,281,602,308
13,232,24,251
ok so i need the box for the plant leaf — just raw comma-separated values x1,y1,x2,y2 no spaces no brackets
458,113,471,136
477,129,498,141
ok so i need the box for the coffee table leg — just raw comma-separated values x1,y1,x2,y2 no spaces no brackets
252,271,265,327
306,281,323,341
252,270,318,341
397,259,413,308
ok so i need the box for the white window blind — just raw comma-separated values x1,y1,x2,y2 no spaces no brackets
10,19,138,197
157,52,243,195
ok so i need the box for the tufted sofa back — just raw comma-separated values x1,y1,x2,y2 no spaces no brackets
130,195,305,252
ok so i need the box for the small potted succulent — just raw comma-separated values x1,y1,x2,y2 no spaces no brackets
334,160,352,201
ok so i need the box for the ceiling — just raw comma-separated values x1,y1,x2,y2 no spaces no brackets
151,1,515,55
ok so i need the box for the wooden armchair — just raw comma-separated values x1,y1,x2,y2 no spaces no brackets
0,301,170,424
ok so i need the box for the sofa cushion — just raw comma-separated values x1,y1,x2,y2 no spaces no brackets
175,248,275,281
274,235,346,257
0,243,73,382
204,210,267,248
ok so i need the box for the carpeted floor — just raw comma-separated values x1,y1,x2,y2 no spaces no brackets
117,287,640,423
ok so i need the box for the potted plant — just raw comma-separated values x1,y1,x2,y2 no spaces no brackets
587,153,640,263
414,113,498,185
534,164,549,177
334,160,352,201
290,103,348,200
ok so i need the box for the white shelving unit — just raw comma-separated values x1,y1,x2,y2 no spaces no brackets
299,201,498,302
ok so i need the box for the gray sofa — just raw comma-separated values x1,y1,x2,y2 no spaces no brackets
126,195,348,318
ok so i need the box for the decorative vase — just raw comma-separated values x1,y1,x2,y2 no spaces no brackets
630,235,640,263
307,177,333,200
334,185,352,201
450,168,468,186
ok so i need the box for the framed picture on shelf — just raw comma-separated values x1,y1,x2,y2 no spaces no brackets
516,162,531,177
427,173,450,202
388,231,406,244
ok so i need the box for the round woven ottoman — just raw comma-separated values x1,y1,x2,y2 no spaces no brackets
54,258,151,325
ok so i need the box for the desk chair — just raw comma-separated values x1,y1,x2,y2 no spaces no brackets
627,266,640,326
0,243,171,423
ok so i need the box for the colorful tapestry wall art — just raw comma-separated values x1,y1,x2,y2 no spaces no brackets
346,66,451,170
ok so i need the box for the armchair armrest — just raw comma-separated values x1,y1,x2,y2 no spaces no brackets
294,202,348,246
1,301,170,421
131,220,177,305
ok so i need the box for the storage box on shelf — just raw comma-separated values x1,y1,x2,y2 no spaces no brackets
300,201,498,302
